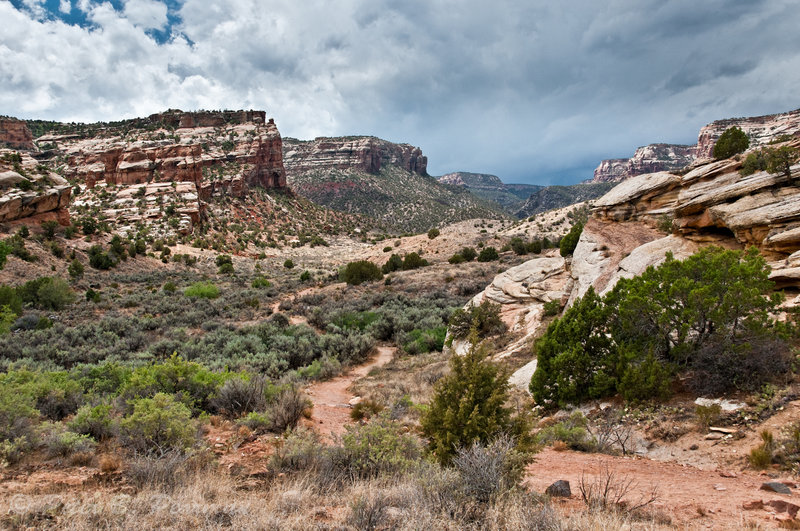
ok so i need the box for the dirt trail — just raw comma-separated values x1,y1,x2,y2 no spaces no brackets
304,346,396,442
526,448,798,529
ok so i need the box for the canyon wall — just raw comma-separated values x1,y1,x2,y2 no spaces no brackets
0,118,35,151
283,137,427,176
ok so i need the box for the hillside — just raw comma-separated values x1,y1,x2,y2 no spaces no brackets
514,182,615,218
437,171,541,212
285,138,507,232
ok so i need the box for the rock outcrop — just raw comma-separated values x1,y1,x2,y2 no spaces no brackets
0,118,35,151
592,144,696,183
0,151,71,223
695,108,800,159
592,108,800,183
32,110,285,234
283,137,427,176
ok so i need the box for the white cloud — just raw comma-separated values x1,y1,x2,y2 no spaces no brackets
58,0,71,14
1,0,800,184
123,0,168,30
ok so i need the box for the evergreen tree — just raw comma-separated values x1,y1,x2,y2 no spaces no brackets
713,126,749,159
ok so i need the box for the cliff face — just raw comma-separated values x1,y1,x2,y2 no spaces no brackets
0,150,71,224
695,108,800,159
592,109,800,183
592,144,695,183
32,110,285,234
283,137,427,176
0,118,35,151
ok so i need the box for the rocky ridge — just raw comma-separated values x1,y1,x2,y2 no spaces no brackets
33,110,285,234
437,172,542,213
592,108,800,183
284,136,427,176
468,135,800,376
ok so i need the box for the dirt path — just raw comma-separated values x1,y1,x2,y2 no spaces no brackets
526,448,798,529
304,346,396,442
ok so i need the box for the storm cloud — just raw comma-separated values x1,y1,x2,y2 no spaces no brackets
2,0,800,184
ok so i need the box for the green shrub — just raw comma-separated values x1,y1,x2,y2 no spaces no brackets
338,416,422,478
88,245,114,270
119,393,196,455
267,386,311,432
69,403,114,440
534,411,596,452
68,259,84,280
184,281,220,299
421,339,529,464
43,427,96,458
510,237,528,256
340,260,383,285
300,270,311,282
477,247,499,262
350,399,384,421
1,369,84,421
237,411,272,434
163,281,177,293
448,299,506,340
0,241,10,270
542,299,560,317
531,247,787,407
448,253,465,264
251,275,271,289
41,220,59,239
529,240,542,254
427,228,440,239
559,221,584,257
765,145,799,178
460,247,477,261
402,252,428,270
403,326,447,354
81,218,97,236
122,355,226,413
216,254,234,274
740,150,768,176
382,254,403,273
35,277,75,310
284,259,295,269
713,126,749,159
0,285,23,316
382,246,393,253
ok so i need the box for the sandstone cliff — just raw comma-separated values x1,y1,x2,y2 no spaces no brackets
33,110,285,234
0,118,35,151
592,143,695,183
283,136,427,176
592,108,800,183
0,150,71,224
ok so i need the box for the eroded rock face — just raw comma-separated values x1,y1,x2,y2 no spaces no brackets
696,108,800,159
0,118,35,151
283,137,427,176
593,139,800,254
0,150,71,223
32,110,286,234
593,144,695,183
592,108,800,184
452,254,572,359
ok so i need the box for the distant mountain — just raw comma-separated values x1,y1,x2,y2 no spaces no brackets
514,182,616,218
284,138,507,233
437,172,541,212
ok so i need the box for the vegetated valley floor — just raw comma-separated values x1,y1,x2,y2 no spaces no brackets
1,208,800,530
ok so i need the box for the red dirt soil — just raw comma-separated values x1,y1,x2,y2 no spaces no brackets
303,346,396,442
526,448,799,529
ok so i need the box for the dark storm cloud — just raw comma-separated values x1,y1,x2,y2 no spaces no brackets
2,0,799,184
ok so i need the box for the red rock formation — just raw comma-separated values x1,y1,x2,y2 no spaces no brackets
0,151,71,223
695,108,800,159
592,144,695,183
593,109,800,183
0,118,35,150
283,136,427,176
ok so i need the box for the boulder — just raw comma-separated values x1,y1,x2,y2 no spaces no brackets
761,482,792,495
545,480,571,497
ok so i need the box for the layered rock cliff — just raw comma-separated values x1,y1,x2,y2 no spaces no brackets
0,150,71,224
32,110,285,234
283,137,427,176
0,118,35,151
437,172,542,214
592,108,800,183
695,108,800,159
592,143,696,183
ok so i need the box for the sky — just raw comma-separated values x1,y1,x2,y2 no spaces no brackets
2,0,800,185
